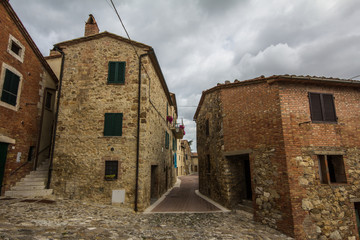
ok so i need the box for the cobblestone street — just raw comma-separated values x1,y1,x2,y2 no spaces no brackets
0,197,292,240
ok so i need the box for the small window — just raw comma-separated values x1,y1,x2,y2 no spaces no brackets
1,69,20,106
7,35,25,62
309,92,337,122
11,42,21,55
105,160,118,180
165,131,169,149
207,154,211,173
27,146,35,162
45,92,52,110
205,119,209,136
104,113,123,136
108,61,125,84
318,155,347,184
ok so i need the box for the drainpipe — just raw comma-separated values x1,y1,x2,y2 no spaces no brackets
135,51,152,212
46,46,65,189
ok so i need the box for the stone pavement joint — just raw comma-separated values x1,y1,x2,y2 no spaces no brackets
0,197,293,239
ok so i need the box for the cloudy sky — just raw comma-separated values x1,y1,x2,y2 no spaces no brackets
10,0,360,150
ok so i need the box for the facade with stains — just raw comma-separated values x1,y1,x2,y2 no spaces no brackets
0,0,57,195
47,15,183,211
194,75,360,239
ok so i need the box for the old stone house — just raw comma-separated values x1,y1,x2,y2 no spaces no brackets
0,0,57,196
190,152,198,173
47,15,183,211
175,139,191,176
194,75,360,239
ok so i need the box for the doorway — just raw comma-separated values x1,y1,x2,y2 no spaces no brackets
227,154,252,206
355,202,360,238
0,143,9,195
150,165,159,200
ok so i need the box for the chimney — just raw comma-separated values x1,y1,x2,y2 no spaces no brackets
84,14,99,37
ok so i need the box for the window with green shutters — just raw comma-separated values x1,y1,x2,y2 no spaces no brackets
1,69,20,106
108,61,126,84
104,113,123,136
165,131,169,149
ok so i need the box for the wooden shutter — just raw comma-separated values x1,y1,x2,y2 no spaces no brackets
108,62,125,84
1,69,20,106
309,93,323,121
104,113,123,136
322,94,336,122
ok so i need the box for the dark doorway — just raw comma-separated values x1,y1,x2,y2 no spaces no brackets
355,202,360,238
0,143,9,195
150,165,159,200
227,154,253,207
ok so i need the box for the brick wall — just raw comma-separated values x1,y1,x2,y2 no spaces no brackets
0,2,53,194
278,81,360,239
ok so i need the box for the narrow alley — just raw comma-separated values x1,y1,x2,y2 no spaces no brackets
147,174,223,213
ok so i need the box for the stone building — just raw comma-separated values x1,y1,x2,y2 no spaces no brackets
47,15,183,211
175,139,191,176
194,75,360,239
190,152,198,173
0,0,57,196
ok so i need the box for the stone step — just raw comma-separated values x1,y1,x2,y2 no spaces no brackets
21,177,46,182
26,172,47,178
4,189,53,198
11,185,45,191
16,180,46,186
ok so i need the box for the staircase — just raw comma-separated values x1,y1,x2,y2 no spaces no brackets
5,159,53,198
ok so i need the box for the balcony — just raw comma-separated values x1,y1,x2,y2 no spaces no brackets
173,123,185,139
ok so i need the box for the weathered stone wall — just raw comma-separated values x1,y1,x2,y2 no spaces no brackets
0,2,55,194
196,81,293,236
135,55,176,210
51,35,175,211
196,90,226,203
220,81,293,235
278,82,360,239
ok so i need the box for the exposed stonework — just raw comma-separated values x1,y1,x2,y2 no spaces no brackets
48,18,178,211
194,75,360,239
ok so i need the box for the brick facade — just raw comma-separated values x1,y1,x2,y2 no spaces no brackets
0,1,57,195
194,75,360,239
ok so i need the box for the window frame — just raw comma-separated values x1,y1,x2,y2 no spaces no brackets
7,34,25,63
45,91,53,111
107,61,126,84
0,63,23,111
165,131,169,149
103,113,123,137
318,155,347,184
105,160,119,180
308,92,337,123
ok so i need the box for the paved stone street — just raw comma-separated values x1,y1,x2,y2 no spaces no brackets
149,175,221,213
0,196,293,240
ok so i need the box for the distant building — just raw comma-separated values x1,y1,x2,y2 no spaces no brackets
194,75,360,239
0,0,57,196
47,15,183,211
190,152,198,173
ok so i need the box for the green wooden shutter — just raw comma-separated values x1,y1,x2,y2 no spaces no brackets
1,69,20,106
108,62,125,84
104,113,123,136
165,131,169,149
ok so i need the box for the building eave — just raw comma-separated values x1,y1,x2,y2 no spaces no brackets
2,0,58,85
193,74,360,121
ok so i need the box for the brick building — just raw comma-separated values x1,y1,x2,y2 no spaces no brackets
0,0,57,195
194,75,360,239
47,15,183,211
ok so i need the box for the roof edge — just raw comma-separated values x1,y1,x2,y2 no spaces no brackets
2,0,58,84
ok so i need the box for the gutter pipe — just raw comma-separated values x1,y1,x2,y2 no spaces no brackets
46,46,65,189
